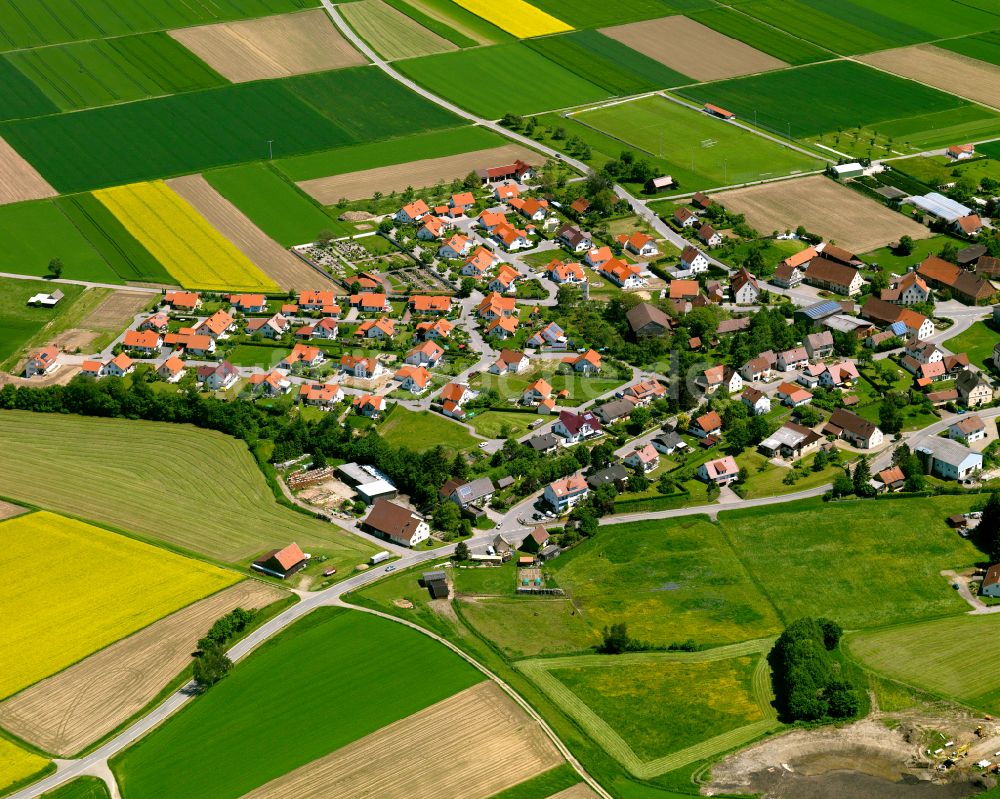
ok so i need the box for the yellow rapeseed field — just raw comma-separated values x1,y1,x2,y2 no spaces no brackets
0,737,48,793
454,0,571,38
94,181,279,292
0,511,239,700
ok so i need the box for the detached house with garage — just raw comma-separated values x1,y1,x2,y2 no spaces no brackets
553,410,602,444
823,408,883,449
698,456,739,486
557,224,592,253
691,410,723,439
625,443,660,472
544,474,589,513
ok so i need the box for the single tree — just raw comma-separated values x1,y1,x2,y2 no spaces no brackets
48,258,63,279
453,540,470,561
599,622,631,654
193,645,232,687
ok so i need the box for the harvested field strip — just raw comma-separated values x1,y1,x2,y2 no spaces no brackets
600,16,786,82
298,143,538,202
859,45,1000,112
383,0,477,47
453,0,571,39
714,174,931,254
166,175,325,291
111,609,484,799
55,194,174,285
237,682,563,799
0,510,239,700
95,181,279,292
342,0,456,60
546,786,601,799
6,33,226,112
0,135,56,206
0,581,286,757
0,500,26,520
168,10,365,84
71,290,160,352
401,0,512,44
0,411,377,565
0,737,49,795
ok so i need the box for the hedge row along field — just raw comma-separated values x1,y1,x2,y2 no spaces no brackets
95,181,279,292
112,608,484,799
0,68,461,193
0,0,317,52
0,510,239,700
0,737,49,795
454,0,571,38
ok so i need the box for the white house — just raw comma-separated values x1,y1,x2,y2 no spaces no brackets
916,438,982,481
698,456,739,485
543,474,589,513
680,245,709,274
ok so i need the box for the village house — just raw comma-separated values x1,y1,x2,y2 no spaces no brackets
249,370,291,397
698,455,739,486
956,370,993,407
449,191,476,214
625,443,660,473
229,293,267,314
818,360,860,388
776,346,809,371
157,356,185,383
623,379,665,405
363,499,430,548
547,260,585,284
492,222,531,251
699,364,742,395
417,215,449,241
353,394,385,418
198,361,239,391
341,354,384,380
674,207,698,228
439,382,475,419
680,245,710,273
122,329,162,354
246,313,290,340
139,312,169,333
730,268,760,305
670,279,700,302
626,303,671,337
543,474,589,513
698,223,722,247
772,262,804,289
490,349,529,375
905,340,943,366
759,421,822,460
881,271,930,305
279,343,323,369
562,349,601,375
652,431,687,456
165,290,201,311
553,410,603,444
526,321,566,349
861,297,935,340
446,476,496,510
355,317,395,339
741,386,771,415
510,197,549,222
395,199,430,225
103,352,134,378
417,318,453,341
949,415,987,444
982,564,1000,598
916,438,982,481
804,330,835,359
485,315,518,339
300,382,344,409
803,256,864,295
557,224,592,253
740,352,775,382
691,410,723,439
618,232,659,257
394,365,431,394
405,340,444,367
918,255,994,305
948,143,975,160
776,381,813,407
823,408,883,449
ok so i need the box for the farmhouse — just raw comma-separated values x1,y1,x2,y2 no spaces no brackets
477,159,533,184
363,499,429,548
543,474,589,513
803,256,863,295
948,143,975,160
823,408,883,449
918,255,994,304
875,465,906,492
916,438,982,481
881,272,930,305
252,542,308,579
670,279,700,301
772,264,804,289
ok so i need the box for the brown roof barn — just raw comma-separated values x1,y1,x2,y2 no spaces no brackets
252,542,308,579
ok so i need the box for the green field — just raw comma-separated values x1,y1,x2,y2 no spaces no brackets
204,164,338,247
526,30,690,94
943,321,999,371
112,608,483,799
938,30,1000,67
848,614,1000,712
676,60,984,142
0,0,316,52
459,597,601,657
0,200,120,283
720,497,984,630
688,7,831,65
523,0,697,28
892,154,1000,189
381,0,478,48
486,765,582,799
467,410,537,439
397,43,612,117
0,277,84,366
475,364,626,405
387,0,512,44
341,0,457,59
5,33,225,113
0,411,377,566
55,194,174,284
551,517,782,646
2,68,460,193
378,408,478,454
575,95,824,190
0,58,59,122
41,778,111,799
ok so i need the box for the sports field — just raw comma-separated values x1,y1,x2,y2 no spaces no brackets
95,181,278,292
574,96,823,190
397,43,610,117
848,614,1000,713
0,510,238,700
112,608,484,799
688,7,830,65
0,737,49,795
342,0,457,60
6,33,225,112
0,411,378,565
0,277,84,366
454,0,570,38
378,408,478,455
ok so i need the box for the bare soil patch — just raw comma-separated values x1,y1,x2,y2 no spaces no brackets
0,136,57,206
601,16,786,81
0,501,26,520
0,580,285,757
167,175,330,291
169,9,365,83
715,175,931,253
546,785,600,799
299,144,538,203
341,0,456,60
860,45,1000,110
237,681,563,799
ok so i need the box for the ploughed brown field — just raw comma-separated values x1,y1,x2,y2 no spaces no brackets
715,175,932,253
546,786,602,799
166,174,332,291
236,681,565,799
0,580,286,757
0,501,26,521
860,45,1000,110
297,144,538,203
600,16,786,82
0,135,57,205
169,9,366,83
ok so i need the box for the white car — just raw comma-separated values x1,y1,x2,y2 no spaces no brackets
478,442,488,448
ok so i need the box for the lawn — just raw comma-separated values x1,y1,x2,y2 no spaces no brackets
944,321,999,371
848,614,1000,713
859,234,960,273
719,496,985,630
734,450,842,499
396,43,612,117
0,736,49,795
378,407,479,454
41,778,111,799
204,164,338,247
0,510,238,699
551,516,783,646
0,276,84,366
475,362,626,405
575,95,824,191
0,199,119,283
459,597,601,657
112,608,484,799
891,154,1000,189
467,410,537,439
224,344,286,369
0,411,378,566
688,7,831,65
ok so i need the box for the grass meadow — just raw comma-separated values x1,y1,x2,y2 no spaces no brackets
112,608,483,799
0,411,378,566
466,410,536,439
487,765,582,799
459,598,601,657
688,7,831,64
943,321,999,371
0,277,84,365
381,0,478,48
41,778,111,799
378,407,479,455
0,510,238,699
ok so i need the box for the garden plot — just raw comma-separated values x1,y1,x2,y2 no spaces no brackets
601,16,786,81
0,580,285,757
169,10,366,83
0,134,56,204
342,0,456,60
860,45,1000,110
298,144,536,203
714,175,931,253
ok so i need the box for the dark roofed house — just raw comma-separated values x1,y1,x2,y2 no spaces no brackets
716,317,750,335
982,564,1000,598
958,244,987,266
823,408,883,449
252,542,308,579
528,432,560,454
594,397,636,425
521,525,550,553
448,476,496,509
976,255,1000,277
363,499,430,547
626,302,671,337
586,463,629,491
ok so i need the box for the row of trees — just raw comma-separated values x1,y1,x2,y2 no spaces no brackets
192,608,259,687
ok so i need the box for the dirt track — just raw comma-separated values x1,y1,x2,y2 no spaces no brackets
0,581,285,757
601,16,786,81
169,9,366,82
167,175,330,291
715,175,931,253
237,681,563,799
298,144,538,203
0,135,57,206
860,45,1000,111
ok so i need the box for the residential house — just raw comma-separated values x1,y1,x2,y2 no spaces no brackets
557,224,592,253
562,349,601,374
626,302,671,337
949,415,987,444
447,476,495,510
103,352,134,378
553,410,603,444
394,365,431,394
122,329,162,354
818,360,860,388
353,394,385,418
875,465,906,492
395,199,430,224
823,408,883,449
543,474,589,513
624,443,659,472
680,245,709,273
740,352,775,382
956,370,993,407
691,410,723,438
349,293,390,313
416,215,447,241
488,264,520,294
730,268,760,304
157,356,185,383
700,365,742,395
164,332,216,356
547,260,585,284
439,382,475,419
485,315,518,339
249,370,291,397
904,340,943,366
138,312,169,333
585,245,614,269
410,295,451,315
341,354,384,379
229,293,267,314
440,233,472,260
698,223,722,247
80,359,103,378
528,432,560,455
803,256,864,295
164,290,200,311
652,432,687,456
618,232,659,257
670,279,700,301
462,247,498,278
298,290,339,311
982,564,1000,598
777,347,809,371
493,181,519,202
363,499,430,548
881,271,930,305
697,456,740,485
593,397,635,426
916,438,982,480
355,317,395,339
510,197,549,221
623,379,665,405
476,292,516,320
279,343,324,369
449,191,476,214
296,317,339,341
586,463,629,491
405,340,444,367
804,330,834,359
490,349,529,375
246,313,290,339
599,258,644,289
741,386,771,415
948,143,975,160
300,382,344,408
674,207,698,228
492,222,531,251
198,361,239,391
522,378,552,406
527,321,566,348
956,212,984,236
776,381,813,407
